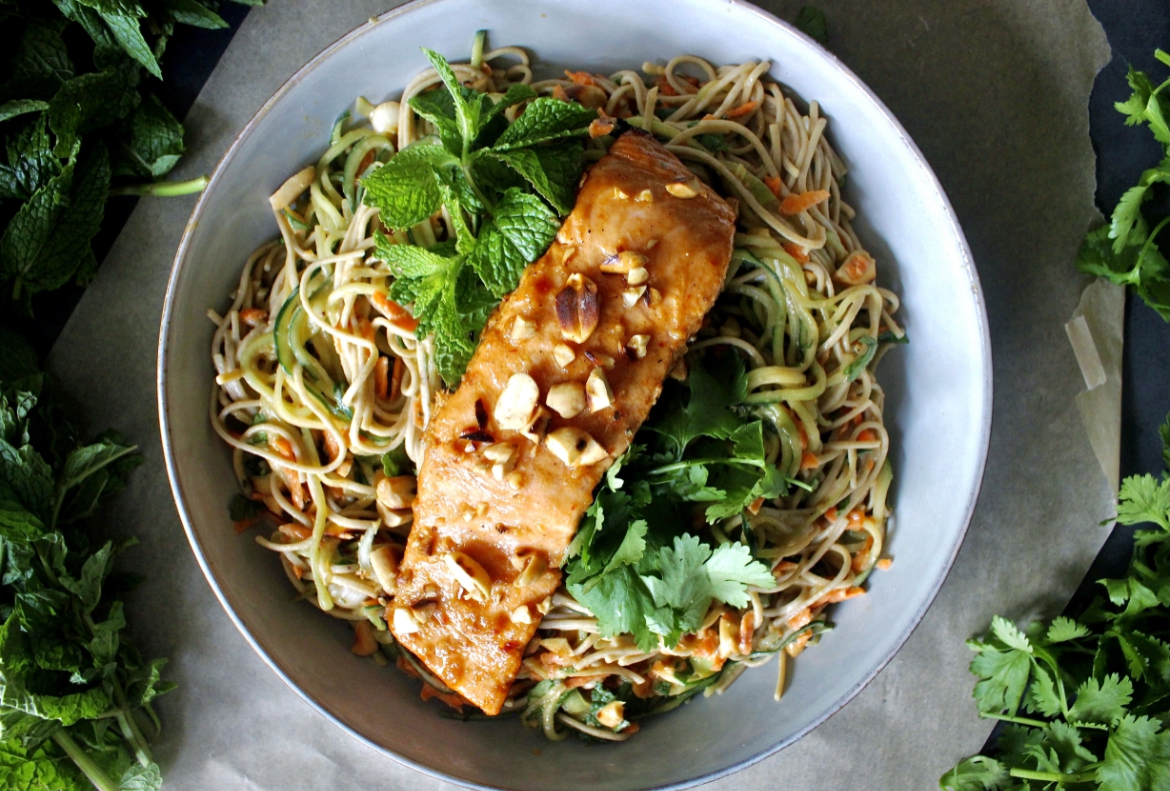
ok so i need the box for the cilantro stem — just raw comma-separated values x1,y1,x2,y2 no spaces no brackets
1136,214,1170,273
111,176,209,197
648,457,765,476
980,712,1051,728
52,729,120,791
1009,767,1097,783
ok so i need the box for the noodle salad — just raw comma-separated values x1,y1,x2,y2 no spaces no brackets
209,35,903,741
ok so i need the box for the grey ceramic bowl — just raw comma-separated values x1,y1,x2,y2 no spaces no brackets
158,1,991,788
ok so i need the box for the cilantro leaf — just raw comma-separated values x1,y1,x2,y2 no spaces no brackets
843,335,878,381
1116,66,1157,127
567,564,657,651
361,142,457,229
939,755,1009,791
1047,616,1092,644
968,632,1032,716
649,352,748,457
1110,160,1170,254
1068,674,1134,725
1116,474,1170,530
704,542,776,607
1098,715,1170,791
1076,224,1170,321
492,97,597,150
466,188,558,296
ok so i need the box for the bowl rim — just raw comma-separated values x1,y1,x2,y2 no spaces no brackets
157,1,993,787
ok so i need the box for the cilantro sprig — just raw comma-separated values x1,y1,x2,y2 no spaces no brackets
940,422,1170,790
1075,49,1170,319
564,353,787,652
0,332,172,791
363,46,597,385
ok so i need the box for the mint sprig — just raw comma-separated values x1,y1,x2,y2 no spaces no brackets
361,47,596,385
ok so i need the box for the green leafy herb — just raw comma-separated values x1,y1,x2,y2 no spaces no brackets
565,354,788,652
0,0,249,322
0,335,171,791
940,412,1170,790
1075,50,1170,320
361,45,595,385
795,7,829,46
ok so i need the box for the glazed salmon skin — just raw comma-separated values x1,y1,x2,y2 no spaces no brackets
390,130,737,714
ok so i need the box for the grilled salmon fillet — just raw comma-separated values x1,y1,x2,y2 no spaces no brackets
391,131,737,714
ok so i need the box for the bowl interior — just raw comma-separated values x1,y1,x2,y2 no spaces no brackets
159,1,990,789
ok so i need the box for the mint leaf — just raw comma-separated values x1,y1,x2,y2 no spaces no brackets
421,48,485,151
486,142,585,215
0,116,59,201
361,143,456,229
795,7,829,46
466,188,558,296
0,101,49,124
97,12,161,78
0,141,110,303
492,97,597,150
160,0,229,29
114,93,185,178
408,89,462,155
48,59,141,157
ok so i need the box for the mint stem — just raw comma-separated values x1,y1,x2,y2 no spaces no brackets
111,176,208,197
52,729,120,791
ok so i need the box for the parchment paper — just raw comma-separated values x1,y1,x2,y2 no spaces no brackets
47,1,1114,789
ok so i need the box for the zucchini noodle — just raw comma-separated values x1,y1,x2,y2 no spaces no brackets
210,43,902,741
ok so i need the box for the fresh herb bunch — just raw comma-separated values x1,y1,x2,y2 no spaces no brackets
0,0,255,316
364,47,598,385
940,422,1170,790
563,352,791,653
1075,49,1170,318
0,332,172,791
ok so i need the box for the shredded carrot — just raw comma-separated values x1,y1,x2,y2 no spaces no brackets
857,429,877,443
824,506,839,521
763,175,783,200
820,586,866,605
374,356,389,400
653,75,678,97
290,563,303,580
726,100,759,118
371,292,420,332
876,558,893,571
738,611,756,655
323,431,341,462
747,496,766,515
564,675,593,689
355,317,375,342
351,621,378,656
272,436,295,460
782,241,810,263
800,450,819,470
239,308,267,327
565,70,595,86
795,416,809,450
779,189,830,215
